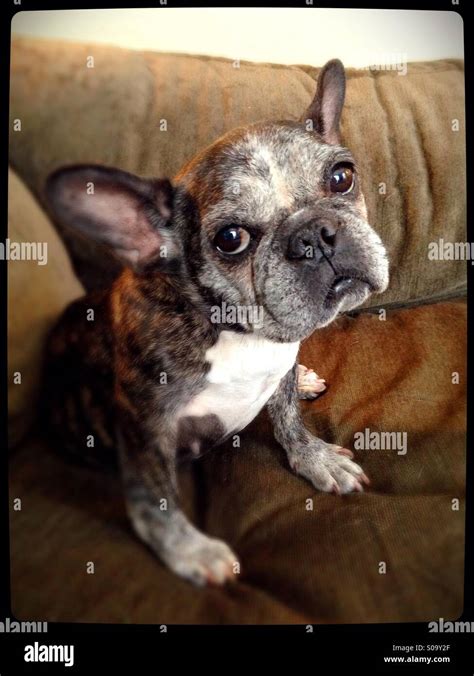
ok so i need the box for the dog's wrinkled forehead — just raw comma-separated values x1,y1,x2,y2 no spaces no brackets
179,122,345,226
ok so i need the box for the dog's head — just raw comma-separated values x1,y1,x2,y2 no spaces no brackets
46,59,388,342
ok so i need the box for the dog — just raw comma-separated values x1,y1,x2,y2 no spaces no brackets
43,59,389,586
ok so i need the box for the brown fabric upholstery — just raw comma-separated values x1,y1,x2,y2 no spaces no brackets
10,300,465,624
9,38,466,307
8,38,466,624
7,168,83,447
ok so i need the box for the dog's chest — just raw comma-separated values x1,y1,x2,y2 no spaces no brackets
180,331,299,437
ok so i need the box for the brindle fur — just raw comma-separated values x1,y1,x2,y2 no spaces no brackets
43,60,389,585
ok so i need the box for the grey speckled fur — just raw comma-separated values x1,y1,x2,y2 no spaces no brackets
44,59,388,586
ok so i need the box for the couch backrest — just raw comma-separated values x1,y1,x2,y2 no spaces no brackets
9,37,466,308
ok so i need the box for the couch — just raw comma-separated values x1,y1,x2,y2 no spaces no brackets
8,37,466,623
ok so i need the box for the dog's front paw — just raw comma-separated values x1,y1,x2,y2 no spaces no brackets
297,364,326,400
163,531,240,587
289,442,370,494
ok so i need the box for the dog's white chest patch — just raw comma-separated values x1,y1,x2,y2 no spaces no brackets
181,331,299,435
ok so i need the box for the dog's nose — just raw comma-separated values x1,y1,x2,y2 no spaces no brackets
286,220,338,261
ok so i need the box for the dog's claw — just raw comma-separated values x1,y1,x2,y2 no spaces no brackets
164,532,239,587
291,442,369,495
335,446,354,459
297,364,327,400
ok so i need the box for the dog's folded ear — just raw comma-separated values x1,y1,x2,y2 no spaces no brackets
45,165,180,273
303,59,346,145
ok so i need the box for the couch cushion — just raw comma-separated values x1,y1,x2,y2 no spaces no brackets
7,168,84,447
9,299,465,623
9,38,466,307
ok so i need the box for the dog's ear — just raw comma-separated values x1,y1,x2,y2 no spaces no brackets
45,165,180,273
303,59,346,145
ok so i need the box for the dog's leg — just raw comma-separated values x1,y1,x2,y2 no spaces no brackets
268,364,370,494
297,364,327,400
117,412,239,586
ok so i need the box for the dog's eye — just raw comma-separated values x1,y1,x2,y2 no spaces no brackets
214,226,251,254
329,163,355,194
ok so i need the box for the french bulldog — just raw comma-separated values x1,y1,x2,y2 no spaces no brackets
43,59,389,586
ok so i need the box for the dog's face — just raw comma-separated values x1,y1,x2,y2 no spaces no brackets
46,60,388,342
173,121,388,342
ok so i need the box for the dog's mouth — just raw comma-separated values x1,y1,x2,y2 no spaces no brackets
324,274,373,308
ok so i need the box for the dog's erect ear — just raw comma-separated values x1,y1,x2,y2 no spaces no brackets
45,165,179,272
303,59,346,145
